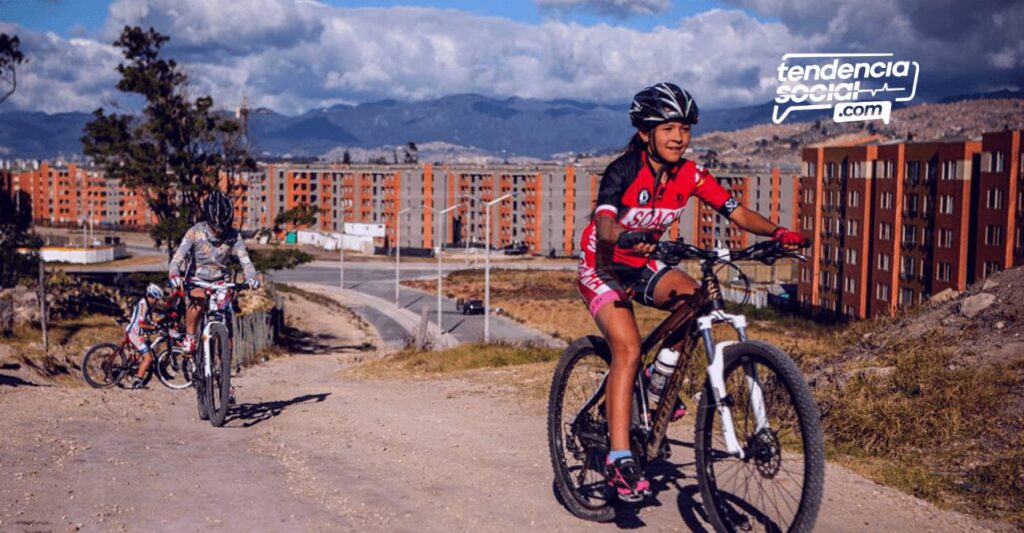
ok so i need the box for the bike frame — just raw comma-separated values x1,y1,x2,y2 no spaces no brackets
190,280,235,381
575,247,769,462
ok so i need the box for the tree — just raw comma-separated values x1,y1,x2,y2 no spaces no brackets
342,149,351,165
0,189,40,287
0,33,26,106
273,204,322,232
404,141,418,164
81,26,251,257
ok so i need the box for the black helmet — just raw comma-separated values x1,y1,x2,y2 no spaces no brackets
203,191,234,233
629,82,699,130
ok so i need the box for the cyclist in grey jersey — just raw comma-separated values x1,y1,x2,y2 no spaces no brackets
168,192,260,354
168,222,257,282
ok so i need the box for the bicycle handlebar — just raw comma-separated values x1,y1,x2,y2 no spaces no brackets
184,280,251,292
651,238,809,267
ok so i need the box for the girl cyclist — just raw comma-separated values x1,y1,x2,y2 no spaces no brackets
576,82,803,502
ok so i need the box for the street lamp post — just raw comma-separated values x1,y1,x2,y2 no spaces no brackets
485,193,513,342
436,204,461,334
339,207,353,290
395,207,413,307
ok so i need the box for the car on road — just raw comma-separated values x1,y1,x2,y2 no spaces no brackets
456,298,484,315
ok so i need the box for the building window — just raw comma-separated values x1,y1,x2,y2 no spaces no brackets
846,248,858,265
876,283,890,302
902,224,917,244
991,151,1006,172
903,193,919,215
939,228,954,248
938,195,955,215
877,252,891,271
848,190,860,207
846,219,858,237
878,223,892,241
983,261,1001,278
905,161,920,185
941,160,957,180
985,225,1004,246
880,191,893,210
801,267,810,283
986,188,1005,210
825,162,836,180
901,256,916,278
899,288,914,306
937,262,951,282
844,277,856,293
803,188,814,205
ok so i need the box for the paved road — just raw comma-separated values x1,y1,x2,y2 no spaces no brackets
63,255,566,348
270,262,559,347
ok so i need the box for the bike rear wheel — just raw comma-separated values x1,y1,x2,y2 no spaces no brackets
547,336,616,522
206,323,232,427
81,343,128,388
694,341,824,533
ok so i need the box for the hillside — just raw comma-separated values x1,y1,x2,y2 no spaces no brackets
809,266,1024,525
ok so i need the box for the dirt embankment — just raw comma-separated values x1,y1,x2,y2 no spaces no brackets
811,267,1024,526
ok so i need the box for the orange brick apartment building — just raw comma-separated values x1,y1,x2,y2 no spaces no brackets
797,130,1023,318
7,159,797,258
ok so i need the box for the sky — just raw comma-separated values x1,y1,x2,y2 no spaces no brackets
0,0,1021,115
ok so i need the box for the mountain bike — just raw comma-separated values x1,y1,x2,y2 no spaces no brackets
81,317,184,389
547,239,824,531
186,280,248,427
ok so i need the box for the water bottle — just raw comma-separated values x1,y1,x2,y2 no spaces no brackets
646,347,681,408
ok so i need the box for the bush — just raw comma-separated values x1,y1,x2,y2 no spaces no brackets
249,248,314,272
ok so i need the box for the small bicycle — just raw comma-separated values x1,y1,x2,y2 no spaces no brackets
81,315,189,390
547,239,824,531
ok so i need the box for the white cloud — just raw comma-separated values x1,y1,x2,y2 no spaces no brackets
2,0,1020,114
536,0,670,18
721,0,1024,97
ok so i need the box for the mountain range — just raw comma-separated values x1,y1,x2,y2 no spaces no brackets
0,89,1020,161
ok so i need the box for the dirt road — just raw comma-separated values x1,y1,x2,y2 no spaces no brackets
0,295,1004,532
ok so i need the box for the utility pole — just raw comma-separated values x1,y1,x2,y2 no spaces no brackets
436,204,461,334
484,193,513,342
395,207,413,307
38,260,47,353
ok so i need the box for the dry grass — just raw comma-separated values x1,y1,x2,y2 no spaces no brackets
818,337,1024,524
353,341,561,377
2,314,124,384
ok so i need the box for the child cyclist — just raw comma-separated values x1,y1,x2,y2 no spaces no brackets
577,82,804,502
125,283,166,389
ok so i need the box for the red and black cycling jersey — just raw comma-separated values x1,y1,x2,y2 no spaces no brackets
580,149,737,268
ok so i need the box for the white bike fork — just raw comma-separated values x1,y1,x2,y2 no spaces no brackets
698,311,769,459
202,322,214,379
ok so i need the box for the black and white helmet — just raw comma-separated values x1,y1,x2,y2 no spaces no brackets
629,82,699,130
203,191,234,233
146,283,163,299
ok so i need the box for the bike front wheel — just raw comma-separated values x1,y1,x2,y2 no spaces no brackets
155,345,193,390
81,343,128,388
205,323,232,427
547,336,616,523
694,341,824,533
